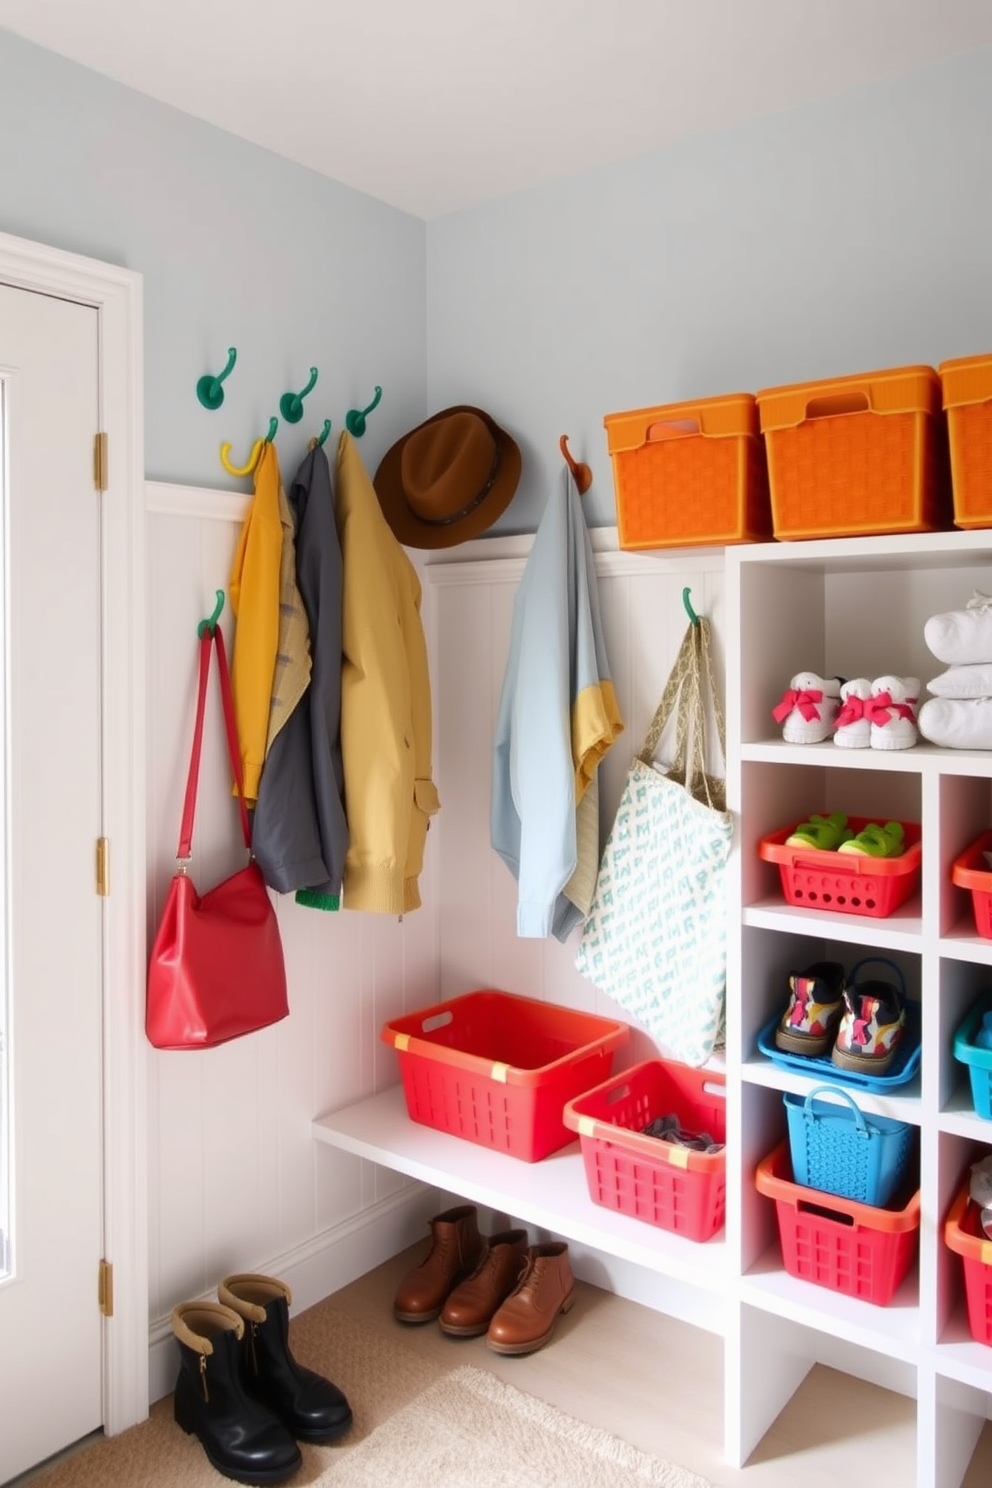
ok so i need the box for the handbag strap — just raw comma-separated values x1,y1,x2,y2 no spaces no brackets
176,626,251,862
637,618,727,810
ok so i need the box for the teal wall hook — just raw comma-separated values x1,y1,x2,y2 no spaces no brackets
197,589,225,637
309,418,332,450
196,348,237,410
279,366,319,424
683,586,700,626
345,384,383,437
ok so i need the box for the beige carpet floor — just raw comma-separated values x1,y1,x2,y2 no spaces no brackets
24,1303,712,1488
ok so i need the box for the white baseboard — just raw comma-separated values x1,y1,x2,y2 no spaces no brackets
148,1182,449,1403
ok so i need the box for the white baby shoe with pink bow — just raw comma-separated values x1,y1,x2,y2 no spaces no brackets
867,675,920,750
772,672,842,744
833,677,872,749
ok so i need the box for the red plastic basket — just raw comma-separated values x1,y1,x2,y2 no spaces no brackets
951,829,992,939
758,818,922,919
381,990,630,1163
562,1059,726,1241
944,1181,992,1346
755,1142,920,1305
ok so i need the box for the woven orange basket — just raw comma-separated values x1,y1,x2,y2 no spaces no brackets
756,364,947,540
604,393,771,551
939,354,992,530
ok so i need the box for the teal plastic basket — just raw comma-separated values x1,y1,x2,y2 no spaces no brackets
783,1085,915,1207
953,989,992,1120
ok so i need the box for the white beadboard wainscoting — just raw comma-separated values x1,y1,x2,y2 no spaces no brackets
143,480,447,1399
143,479,727,1396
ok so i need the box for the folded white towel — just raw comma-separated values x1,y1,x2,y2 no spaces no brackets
918,696,992,750
927,662,992,698
925,591,992,665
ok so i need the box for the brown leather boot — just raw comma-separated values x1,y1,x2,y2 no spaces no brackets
393,1205,484,1324
439,1229,529,1337
486,1242,575,1355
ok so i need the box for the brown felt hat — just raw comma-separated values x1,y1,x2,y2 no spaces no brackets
373,405,522,548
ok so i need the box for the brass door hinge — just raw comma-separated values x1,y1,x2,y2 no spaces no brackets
96,837,109,896
93,432,108,492
98,1259,114,1317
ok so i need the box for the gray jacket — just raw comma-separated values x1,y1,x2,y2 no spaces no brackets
252,446,348,906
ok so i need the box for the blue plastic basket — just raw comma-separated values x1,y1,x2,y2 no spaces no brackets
953,989,992,1120
782,1084,915,1206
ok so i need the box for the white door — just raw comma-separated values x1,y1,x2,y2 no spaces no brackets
0,283,104,1483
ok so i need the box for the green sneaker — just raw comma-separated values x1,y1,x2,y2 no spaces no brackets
836,821,905,858
785,812,852,851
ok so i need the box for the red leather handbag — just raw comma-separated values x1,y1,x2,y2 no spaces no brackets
146,623,288,1050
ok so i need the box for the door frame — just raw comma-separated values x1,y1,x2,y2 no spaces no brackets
0,230,147,1435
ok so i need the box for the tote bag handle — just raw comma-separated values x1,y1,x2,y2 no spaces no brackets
637,617,726,812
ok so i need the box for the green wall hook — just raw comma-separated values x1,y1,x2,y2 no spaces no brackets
345,385,383,437
196,348,237,410
683,586,700,626
309,418,332,450
279,367,319,424
197,589,225,637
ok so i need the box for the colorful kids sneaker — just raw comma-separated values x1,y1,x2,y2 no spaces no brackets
774,961,846,1057
772,672,843,744
867,676,920,751
831,958,906,1075
836,820,905,857
833,677,872,749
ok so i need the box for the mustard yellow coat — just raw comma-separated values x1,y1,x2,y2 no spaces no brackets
228,441,283,805
335,431,440,913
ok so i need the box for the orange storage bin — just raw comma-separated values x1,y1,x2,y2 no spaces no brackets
756,364,946,540
381,989,630,1162
939,354,992,529
604,393,771,551
756,1141,920,1306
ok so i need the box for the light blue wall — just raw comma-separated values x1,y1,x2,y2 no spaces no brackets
4,30,992,531
427,44,992,533
0,28,427,488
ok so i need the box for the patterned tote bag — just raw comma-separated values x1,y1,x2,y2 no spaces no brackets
574,618,732,1067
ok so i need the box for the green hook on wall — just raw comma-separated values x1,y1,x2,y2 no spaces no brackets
197,589,225,637
683,586,700,626
309,418,332,450
196,348,237,410
280,367,319,424
345,385,383,437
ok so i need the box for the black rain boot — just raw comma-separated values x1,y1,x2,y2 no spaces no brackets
219,1273,353,1443
172,1301,302,1485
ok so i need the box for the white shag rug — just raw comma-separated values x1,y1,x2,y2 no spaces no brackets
329,1362,714,1488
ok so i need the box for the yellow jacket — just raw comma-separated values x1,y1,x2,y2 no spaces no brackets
229,441,283,804
335,431,440,912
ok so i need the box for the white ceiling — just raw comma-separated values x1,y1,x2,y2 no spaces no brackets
3,0,992,219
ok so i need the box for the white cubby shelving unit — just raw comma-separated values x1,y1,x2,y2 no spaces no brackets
314,526,992,1488
727,528,992,1488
